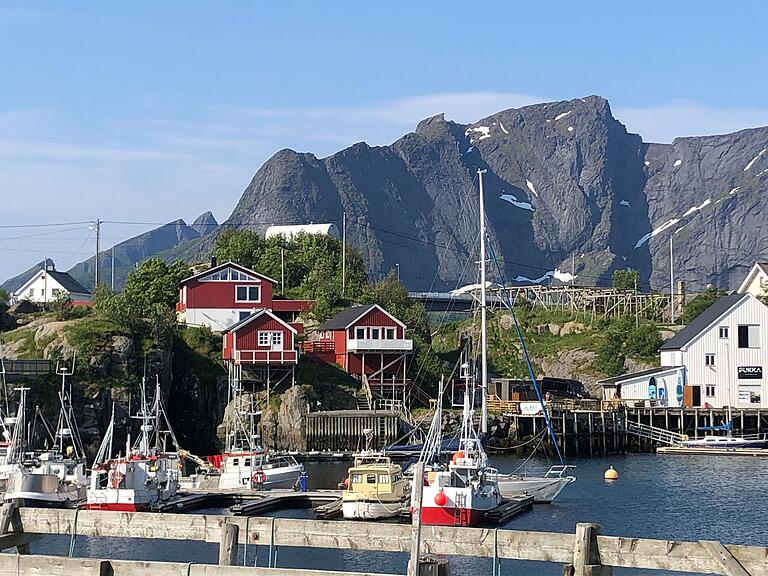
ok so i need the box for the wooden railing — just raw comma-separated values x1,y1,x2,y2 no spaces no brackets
3,508,766,575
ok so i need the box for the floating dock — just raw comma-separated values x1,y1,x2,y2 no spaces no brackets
230,489,341,516
657,446,768,457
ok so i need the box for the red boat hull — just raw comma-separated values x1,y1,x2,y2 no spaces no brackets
419,505,486,526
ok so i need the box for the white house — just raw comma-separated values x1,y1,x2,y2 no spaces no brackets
600,293,768,409
737,262,768,297
264,223,339,240
11,261,91,305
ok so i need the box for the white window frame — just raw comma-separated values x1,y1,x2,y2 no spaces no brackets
705,385,716,398
200,267,258,282
385,327,396,339
258,331,283,349
235,285,261,303
370,327,380,339
705,353,715,367
738,324,761,349
355,327,366,339
718,326,728,339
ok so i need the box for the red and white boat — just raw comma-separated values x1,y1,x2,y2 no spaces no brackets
413,379,502,527
86,379,180,512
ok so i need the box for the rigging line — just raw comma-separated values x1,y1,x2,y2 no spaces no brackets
486,238,564,465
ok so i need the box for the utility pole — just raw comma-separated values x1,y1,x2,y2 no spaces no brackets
342,211,347,298
111,246,115,292
94,218,101,289
281,247,285,294
396,263,400,283
669,235,675,324
478,168,488,436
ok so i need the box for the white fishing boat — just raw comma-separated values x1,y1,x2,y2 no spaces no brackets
181,375,302,491
5,361,87,508
86,378,181,512
680,409,767,449
496,465,575,503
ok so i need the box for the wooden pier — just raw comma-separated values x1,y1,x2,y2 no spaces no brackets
0,507,765,575
305,410,406,451
487,402,768,457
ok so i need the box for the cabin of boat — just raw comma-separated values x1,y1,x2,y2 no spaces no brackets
214,451,303,490
342,454,409,519
87,453,180,511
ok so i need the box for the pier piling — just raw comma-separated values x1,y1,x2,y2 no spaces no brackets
218,522,239,566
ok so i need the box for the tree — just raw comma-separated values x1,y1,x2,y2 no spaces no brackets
212,229,367,318
683,286,727,324
612,268,640,290
0,289,8,305
123,258,191,312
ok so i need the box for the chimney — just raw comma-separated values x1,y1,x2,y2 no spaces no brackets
210,256,218,269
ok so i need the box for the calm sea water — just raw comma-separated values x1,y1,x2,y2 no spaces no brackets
31,454,768,575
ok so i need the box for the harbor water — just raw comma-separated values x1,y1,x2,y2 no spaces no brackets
31,453,768,575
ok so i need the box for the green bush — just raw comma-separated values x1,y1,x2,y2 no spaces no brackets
611,268,640,290
683,286,726,323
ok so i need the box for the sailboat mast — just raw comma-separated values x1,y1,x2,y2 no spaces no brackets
478,168,489,435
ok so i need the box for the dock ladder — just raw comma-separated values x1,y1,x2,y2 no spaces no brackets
625,420,685,446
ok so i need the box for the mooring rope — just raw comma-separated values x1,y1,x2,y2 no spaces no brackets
268,517,275,568
492,527,501,576
67,506,80,558
243,516,251,566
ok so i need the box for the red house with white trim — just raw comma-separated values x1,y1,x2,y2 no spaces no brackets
222,309,299,388
176,260,311,332
309,304,413,389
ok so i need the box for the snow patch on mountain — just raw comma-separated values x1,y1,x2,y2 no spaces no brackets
526,180,539,197
682,199,711,218
744,148,767,171
465,126,491,141
619,200,630,207
554,111,572,121
500,193,534,212
499,121,509,135
634,218,681,248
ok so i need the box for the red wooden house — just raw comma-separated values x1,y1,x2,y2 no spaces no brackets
310,304,413,395
176,260,311,332
222,309,300,388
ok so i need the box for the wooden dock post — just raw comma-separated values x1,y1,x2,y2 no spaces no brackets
218,522,239,566
572,523,612,576
407,461,425,576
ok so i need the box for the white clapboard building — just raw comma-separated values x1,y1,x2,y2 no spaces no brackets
600,293,768,409
737,262,768,297
11,261,91,305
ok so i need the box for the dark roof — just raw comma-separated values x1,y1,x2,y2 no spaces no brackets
222,309,295,334
598,366,681,386
318,304,378,331
48,270,90,295
660,293,748,350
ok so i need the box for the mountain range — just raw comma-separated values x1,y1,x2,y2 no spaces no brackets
4,95,768,294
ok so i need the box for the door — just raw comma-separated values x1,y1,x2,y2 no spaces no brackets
271,332,284,352
683,385,702,407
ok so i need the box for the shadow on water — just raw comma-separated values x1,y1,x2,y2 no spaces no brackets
29,454,768,575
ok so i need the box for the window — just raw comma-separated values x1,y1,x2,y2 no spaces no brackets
39,288,45,297
366,474,376,484
201,267,257,282
355,328,366,339
705,354,715,367
244,458,251,467
351,474,363,484
738,325,760,349
370,328,380,339
378,474,390,484
259,331,282,348
705,385,716,397
239,311,251,321
719,326,729,339
385,328,395,339
235,285,261,302
232,458,240,466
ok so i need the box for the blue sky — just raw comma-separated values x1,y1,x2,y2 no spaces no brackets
1,0,767,281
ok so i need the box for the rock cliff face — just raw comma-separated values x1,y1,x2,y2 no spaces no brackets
6,97,767,293
223,96,768,291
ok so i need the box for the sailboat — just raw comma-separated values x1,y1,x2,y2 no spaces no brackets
86,377,181,511
180,375,303,491
468,169,575,503
5,361,87,508
681,406,768,449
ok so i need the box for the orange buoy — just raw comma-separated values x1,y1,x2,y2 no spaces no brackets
451,451,465,464
434,491,447,506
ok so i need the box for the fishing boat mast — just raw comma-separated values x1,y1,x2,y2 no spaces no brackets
478,168,489,435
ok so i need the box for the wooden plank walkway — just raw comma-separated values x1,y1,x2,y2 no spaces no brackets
7,509,768,575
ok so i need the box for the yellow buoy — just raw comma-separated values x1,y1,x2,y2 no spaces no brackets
604,466,619,480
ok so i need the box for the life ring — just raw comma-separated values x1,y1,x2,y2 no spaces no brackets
110,472,125,489
252,470,267,486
